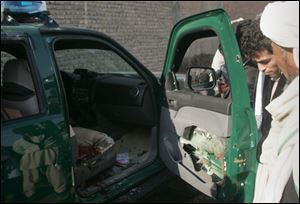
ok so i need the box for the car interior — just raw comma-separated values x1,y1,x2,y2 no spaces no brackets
1,38,159,197
53,38,159,193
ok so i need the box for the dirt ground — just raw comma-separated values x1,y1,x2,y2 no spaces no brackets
140,175,217,203
111,169,217,203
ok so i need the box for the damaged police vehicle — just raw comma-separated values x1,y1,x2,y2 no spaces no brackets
1,1,259,203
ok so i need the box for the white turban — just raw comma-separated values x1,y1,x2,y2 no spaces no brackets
260,1,299,68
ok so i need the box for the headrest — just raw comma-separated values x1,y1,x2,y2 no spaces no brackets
3,59,35,91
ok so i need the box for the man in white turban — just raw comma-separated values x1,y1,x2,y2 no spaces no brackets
253,1,299,203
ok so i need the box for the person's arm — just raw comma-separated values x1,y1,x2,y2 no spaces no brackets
211,49,225,71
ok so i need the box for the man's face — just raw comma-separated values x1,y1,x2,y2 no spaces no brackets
217,79,229,94
252,50,281,80
271,42,299,82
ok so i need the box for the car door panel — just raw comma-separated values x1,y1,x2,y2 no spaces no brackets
160,91,231,198
166,90,231,115
159,9,258,203
170,106,231,138
159,107,218,198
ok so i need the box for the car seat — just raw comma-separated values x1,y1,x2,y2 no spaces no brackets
1,59,39,119
72,127,116,186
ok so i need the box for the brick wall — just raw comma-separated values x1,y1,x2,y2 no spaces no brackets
47,1,174,72
178,1,271,20
46,1,271,72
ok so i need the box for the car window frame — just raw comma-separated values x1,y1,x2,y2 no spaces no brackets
1,36,46,125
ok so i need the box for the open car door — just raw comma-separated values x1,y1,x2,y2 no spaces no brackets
159,9,258,203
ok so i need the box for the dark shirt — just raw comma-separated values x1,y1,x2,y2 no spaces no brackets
280,174,299,203
256,74,287,162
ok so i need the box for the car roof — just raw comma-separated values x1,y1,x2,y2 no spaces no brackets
2,22,115,45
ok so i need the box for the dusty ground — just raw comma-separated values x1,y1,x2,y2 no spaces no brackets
140,175,217,203
111,169,217,203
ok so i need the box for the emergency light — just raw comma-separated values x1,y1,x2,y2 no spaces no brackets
1,1,47,14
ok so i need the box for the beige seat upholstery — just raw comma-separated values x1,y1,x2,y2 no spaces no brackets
2,59,39,119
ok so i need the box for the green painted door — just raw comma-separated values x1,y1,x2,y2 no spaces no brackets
159,9,258,203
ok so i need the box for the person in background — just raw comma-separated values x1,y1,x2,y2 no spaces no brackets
240,19,287,163
214,66,231,99
211,19,259,102
253,1,299,203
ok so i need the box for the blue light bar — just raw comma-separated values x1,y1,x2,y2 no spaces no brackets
2,1,46,14
20,2,34,7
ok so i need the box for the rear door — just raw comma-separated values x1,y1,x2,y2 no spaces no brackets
1,31,73,203
159,9,258,203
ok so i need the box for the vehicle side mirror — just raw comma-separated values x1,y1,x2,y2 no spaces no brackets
186,67,216,93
